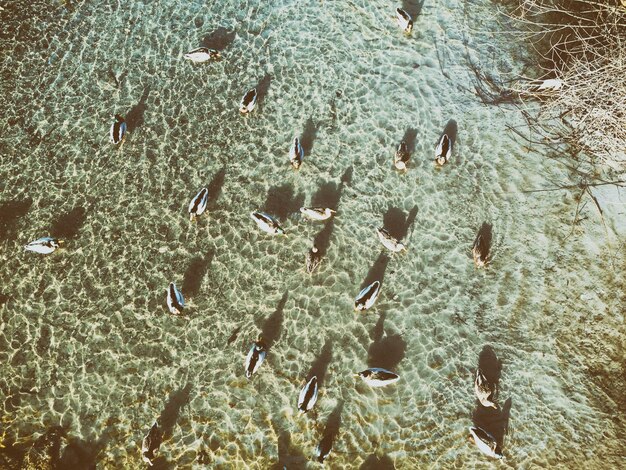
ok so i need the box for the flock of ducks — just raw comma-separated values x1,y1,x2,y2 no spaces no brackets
19,6,501,467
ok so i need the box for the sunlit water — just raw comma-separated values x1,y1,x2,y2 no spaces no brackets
1,0,625,468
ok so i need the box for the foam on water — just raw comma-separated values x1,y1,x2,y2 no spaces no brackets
1,0,625,468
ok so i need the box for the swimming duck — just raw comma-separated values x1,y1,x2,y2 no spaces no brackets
244,340,267,379
166,282,185,315
356,368,400,387
239,88,258,114
394,140,410,170
474,368,497,409
110,114,127,144
306,246,322,274
297,376,319,413
289,137,304,169
184,47,221,63
300,207,335,221
396,8,413,34
24,237,63,254
354,280,381,311
472,228,490,268
376,227,406,252
250,211,285,235
316,439,332,464
435,133,452,166
188,187,208,221
468,426,503,459
141,421,162,467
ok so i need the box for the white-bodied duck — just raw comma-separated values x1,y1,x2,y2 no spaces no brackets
244,340,267,379
289,137,304,169
394,140,410,170
300,207,335,221
110,114,127,144
376,227,406,252
24,237,63,254
250,211,285,235
435,133,452,166
188,187,208,221
297,376,319,413
354,280,381,311
468,426,503,459
239,88,258,114
396,8,413,34
184,47,221,63
166,282,185,315
356,368,399,387
474,368,497,409
141,420,162,467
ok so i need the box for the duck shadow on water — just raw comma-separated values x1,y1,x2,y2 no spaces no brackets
255,74,272,103
367,313,406,371
206,167,226,207
158,383,193,440
259,292,287,349
312,167,352,256
200,27,236,51
271,420,307,470
300,117,318,156
437,119,458,148
400,128,418,154
316,400,343,463
360,453,395,470
264,184,305,221
50,206,87,239
402,0,426,17
478,345,502,386
307,340,333,386
0,198,32,240
182,251,214,297
382,205,418,241
360,253,390,290
126,87,150,133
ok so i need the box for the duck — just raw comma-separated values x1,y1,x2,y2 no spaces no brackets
472,228,490,268
376,227,406,252
166,282,185,315
184,47,221,63
110,114,127,144
468,426,503,459
244,340,267,379
356,368,400,387
239,88,258,114
394,140,410,170
289,137,304,169
306,246,322,274
316,438,332,463
300,207,335,221
141,421,162,466
250,211,285,235
474,368,497,409
297,376,319,413
24,237,63,254
188,187,208,221
396,8,413,34
354,280,381,311
435,133,452,166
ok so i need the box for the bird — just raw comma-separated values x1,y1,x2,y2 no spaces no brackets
306,246,322,274
435,133,452,166
188,188,208,221
297,376,319,413
354,280,381,311
24,237,63,254
396,8,413,34
184,47,221,63
244,340,267,379
239,88,258,114
355,368,400,387
394,140,410,170
250,211,285,235
141,421,162,466
300,207,335,221
110,114,127,144
474,368,498,408
166,282,185,315
376,227,406,252
289,137,304,169
468,426,503,459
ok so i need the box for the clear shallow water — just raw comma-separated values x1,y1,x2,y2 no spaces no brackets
1,0,625,468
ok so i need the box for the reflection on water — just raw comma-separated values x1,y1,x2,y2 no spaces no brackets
1,0,624,468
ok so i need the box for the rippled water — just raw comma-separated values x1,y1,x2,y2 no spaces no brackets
1,0,625,468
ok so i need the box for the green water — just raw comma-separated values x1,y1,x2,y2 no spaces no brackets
1,0,624,468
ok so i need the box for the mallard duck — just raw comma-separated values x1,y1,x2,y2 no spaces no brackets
356,368,400,387
141,421,162,466
394,140,410,170
297,376,318,413
166,282,185,315
468,426,503,459
435,133,452,166
250,211,285,235
474,368,497,408
289,137,304,169
188,187,208,221
396,8,413,34
300,207,335,221
244,340,266,379
184,47,221,63
354,280,381,311
239,88,257,114
24,237,63,254
110,114,127,144
376,227,406,252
